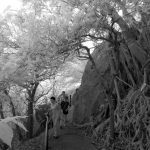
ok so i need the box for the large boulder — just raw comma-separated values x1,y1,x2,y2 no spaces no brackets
72,43,110,123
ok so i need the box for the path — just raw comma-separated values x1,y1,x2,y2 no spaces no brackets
48,105,95,150
48,123,95,150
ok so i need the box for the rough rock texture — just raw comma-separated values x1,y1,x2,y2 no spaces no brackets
72,44,110,123
33,104,51,136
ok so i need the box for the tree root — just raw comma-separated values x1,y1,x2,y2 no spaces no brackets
79,89,150,150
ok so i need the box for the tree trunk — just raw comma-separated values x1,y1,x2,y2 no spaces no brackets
0,102,9,150
114,78,121,109
27,82,39,139
106,90,115,141
10,100,23,140
120,50,136,87
107,53,117,142
112,0,136,23
0,102,4,119
3,90,23,141
105,74,115,142
27,100,33,138
107,3,147,68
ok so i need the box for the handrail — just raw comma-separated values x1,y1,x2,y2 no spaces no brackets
43,115,49,150
43,111,52,150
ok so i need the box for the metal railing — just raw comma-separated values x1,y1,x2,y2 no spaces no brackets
43,115,49,150
43,111,52,150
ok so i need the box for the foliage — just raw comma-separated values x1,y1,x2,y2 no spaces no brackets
0,2,71,138
9,85,28,115
52,58,87,96
46,0,150,149
0,116,27,148
0,0,150,149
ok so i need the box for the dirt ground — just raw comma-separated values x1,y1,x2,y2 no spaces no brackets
48,122,95,150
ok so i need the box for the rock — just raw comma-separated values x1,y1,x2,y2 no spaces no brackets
33,103,51,136
67,105,74,123
72,43,110,123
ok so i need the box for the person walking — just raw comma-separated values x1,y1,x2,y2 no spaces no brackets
60,96,70,127
50,96,61,138
58,91,67,103
58,91,68,128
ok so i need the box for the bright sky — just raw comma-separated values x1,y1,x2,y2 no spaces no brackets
0,0,21,14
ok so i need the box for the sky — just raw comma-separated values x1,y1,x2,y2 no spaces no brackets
0,0,21,14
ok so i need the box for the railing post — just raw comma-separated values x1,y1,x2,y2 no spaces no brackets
69,95,71,106
43,115,49,150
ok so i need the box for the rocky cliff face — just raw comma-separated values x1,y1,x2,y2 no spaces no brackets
72,44,110,123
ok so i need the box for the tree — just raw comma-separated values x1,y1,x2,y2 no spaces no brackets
56,0,150,148
53,58,87,95
23,0,150,148
1,0,150,148
0,4,69,138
